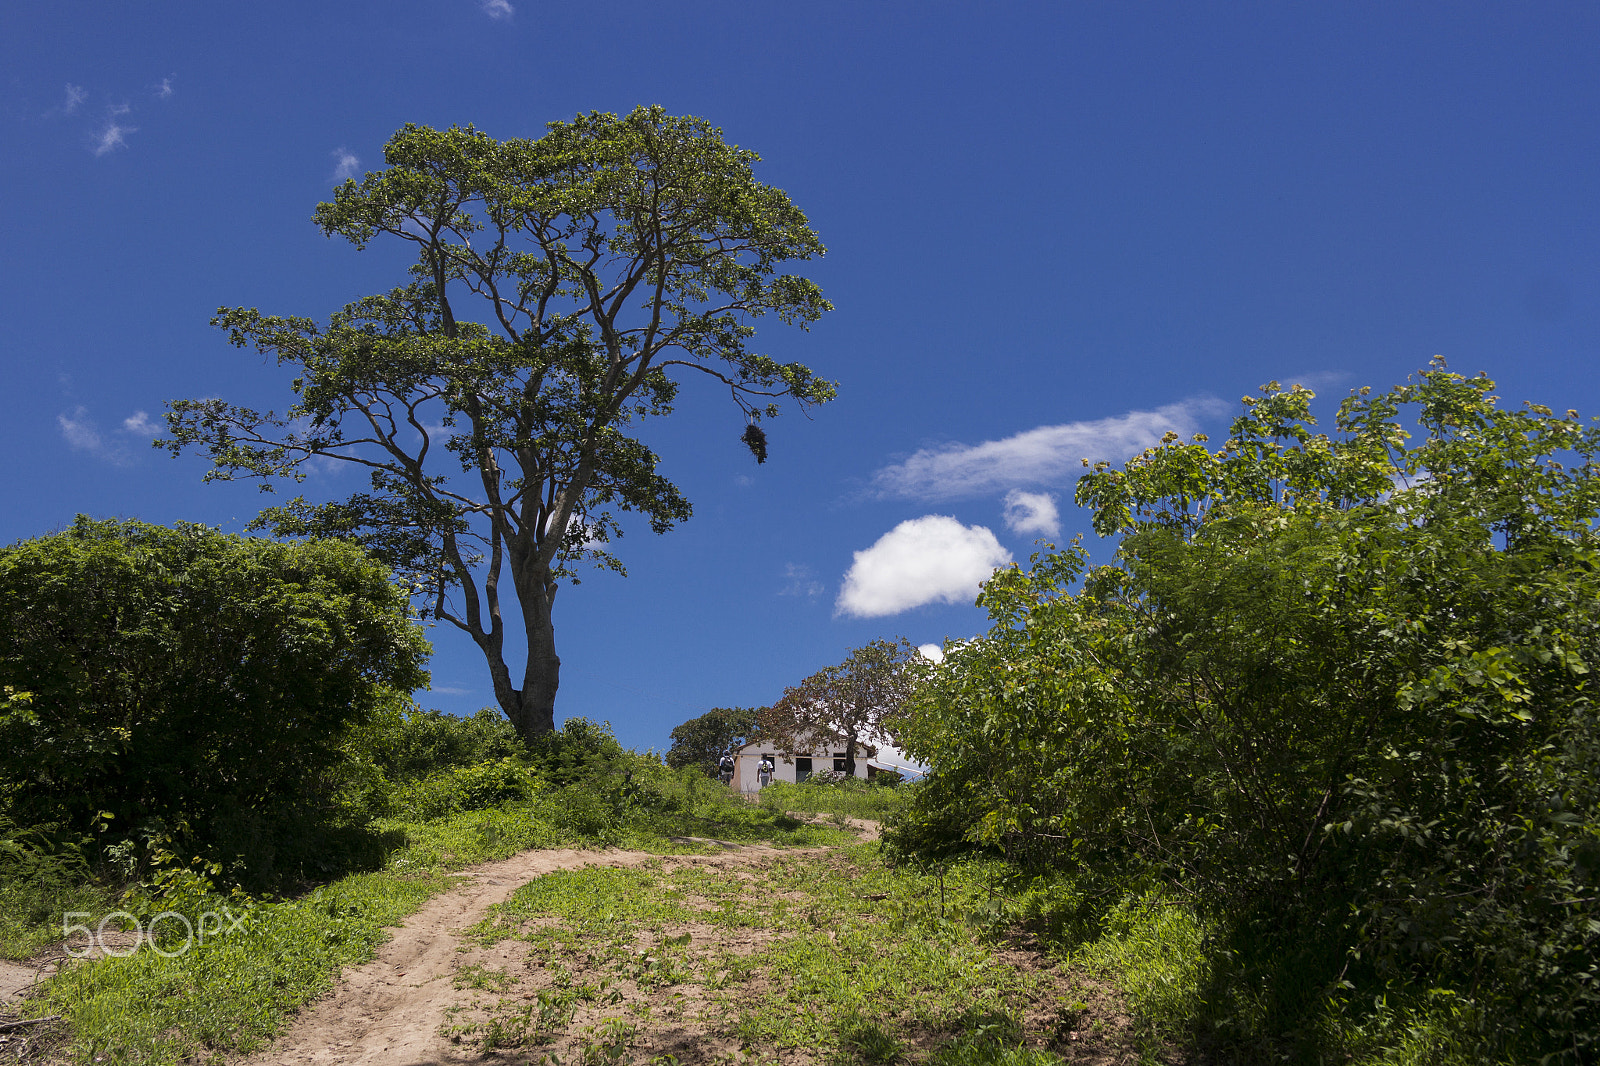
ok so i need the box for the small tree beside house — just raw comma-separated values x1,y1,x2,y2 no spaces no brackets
744,639,920,789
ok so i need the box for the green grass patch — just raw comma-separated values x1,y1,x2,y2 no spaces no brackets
461,843,1096,1063
15,777,859,1064
759,776,913,822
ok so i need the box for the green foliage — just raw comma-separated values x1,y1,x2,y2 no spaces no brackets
163,107,835,740
526,717,635,787
369,707,524,782
389,757,544,821
0,517,429,891
892,363,1600,1063
760,638,920,775
665,706,759,774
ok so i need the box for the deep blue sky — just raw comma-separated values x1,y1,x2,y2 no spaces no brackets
4,3,1597,751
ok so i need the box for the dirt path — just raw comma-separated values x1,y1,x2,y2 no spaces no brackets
233,831,854,1066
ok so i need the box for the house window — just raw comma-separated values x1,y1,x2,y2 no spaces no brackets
833,753,848,773
795,757,812,782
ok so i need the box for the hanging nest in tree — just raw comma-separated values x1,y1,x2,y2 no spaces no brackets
741,423,768,464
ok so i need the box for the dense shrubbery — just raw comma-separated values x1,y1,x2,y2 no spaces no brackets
0,517,430,891
889,364,1600,1064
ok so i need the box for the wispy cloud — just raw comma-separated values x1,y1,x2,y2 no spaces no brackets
154,76,174,100
1001,490,1060,538
480,0,514,18
331,147,360,182
778,563,824,600
870,397,1228,501
57,83,88,116
93,105,136,156
59,407,157,465
836,515,1011,618
58,407,129,465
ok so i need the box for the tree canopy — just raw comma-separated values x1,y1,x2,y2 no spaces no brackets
665,706,760,776
890,362,1600,1062
164,107,834,740
760,639,920,776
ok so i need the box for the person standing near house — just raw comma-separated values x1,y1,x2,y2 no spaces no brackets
717,753,735,785
758,755,775,788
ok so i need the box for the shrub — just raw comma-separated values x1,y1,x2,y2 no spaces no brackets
0,517,429,890
390,757,544,821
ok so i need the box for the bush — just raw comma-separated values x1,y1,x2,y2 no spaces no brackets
892,367,1600,1063
369,707,524,783
0,517,429,891
390,757,544,821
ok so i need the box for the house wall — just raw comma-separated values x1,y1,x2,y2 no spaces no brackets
731,738,870,795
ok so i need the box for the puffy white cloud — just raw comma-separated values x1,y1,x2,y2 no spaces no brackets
1002,490,1060,537
870,397,1228,501
917,643,945,663
481,0,514,18
331,147,360,181
836,516,1012,618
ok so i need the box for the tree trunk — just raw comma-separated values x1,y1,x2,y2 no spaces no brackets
507,552,560,742
844,735,857,779
519,592,560,740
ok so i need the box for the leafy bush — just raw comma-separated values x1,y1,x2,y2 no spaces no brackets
369,707,524,782
526,717,635,787
389,757,544,821
0,517,429,891
891,365,1600,1063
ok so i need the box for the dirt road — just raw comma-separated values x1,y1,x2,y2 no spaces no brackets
233,828,877,1066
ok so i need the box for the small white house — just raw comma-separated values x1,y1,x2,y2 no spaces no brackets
729,733,922,794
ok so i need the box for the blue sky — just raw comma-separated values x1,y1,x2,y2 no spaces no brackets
4,3,1598,752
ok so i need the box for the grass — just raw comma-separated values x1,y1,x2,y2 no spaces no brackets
11,774,858,1065
445,843,1130,1064
757,777,913,822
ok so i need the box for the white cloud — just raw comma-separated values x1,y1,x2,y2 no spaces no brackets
1277,370,1348,394
59,407,131,465
779,563,824,600
122,410,160,438
1002,490,1060,537
917,643,945,664
870,397,1228,501
480,0,514,18
331,147,360,182
93,116,135,156
836,515,1012,618
60,84,88,115
59,407,159,464
154,76,174,100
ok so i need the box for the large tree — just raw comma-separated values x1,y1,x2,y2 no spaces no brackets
759,639,920,777
164,107,834,740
